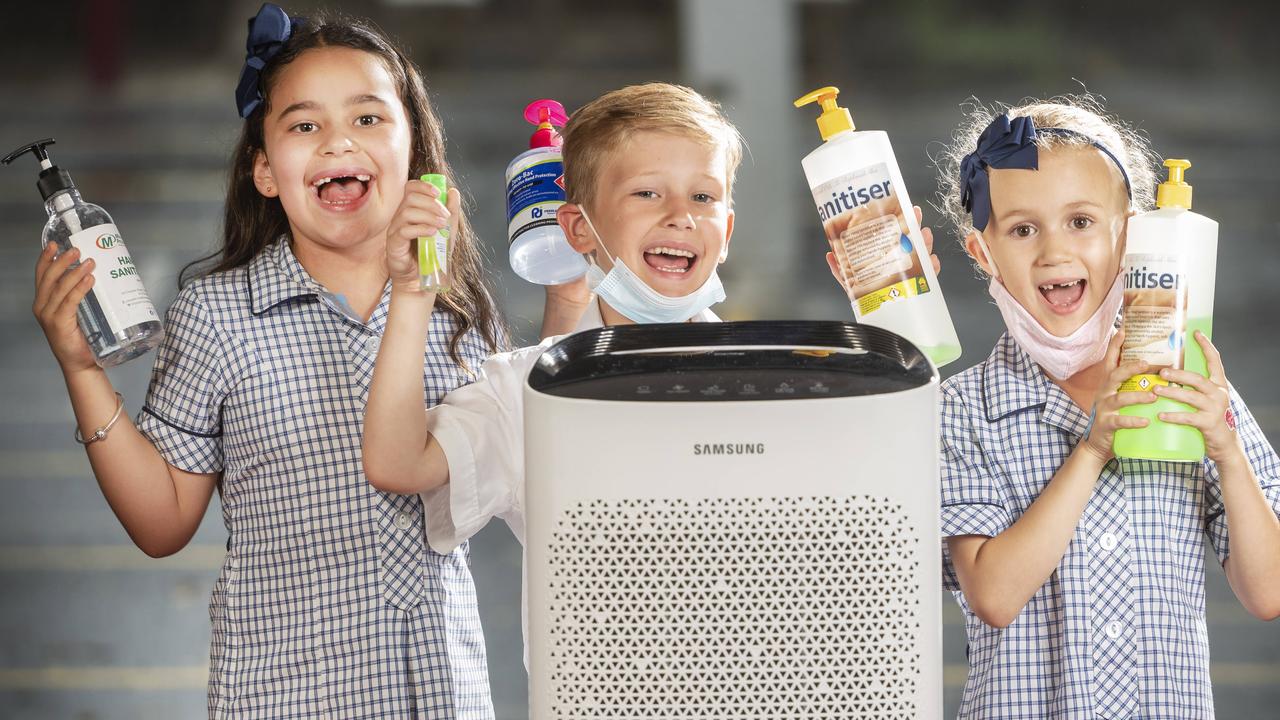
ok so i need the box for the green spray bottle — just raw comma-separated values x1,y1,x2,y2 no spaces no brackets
418,174,451,292
1114,159,1218,461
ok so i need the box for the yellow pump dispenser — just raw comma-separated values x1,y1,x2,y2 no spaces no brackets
794,87,855,141
1156,158,1193,209
793,85,961,366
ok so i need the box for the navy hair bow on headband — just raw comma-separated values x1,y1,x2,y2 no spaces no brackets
959,115,1040,232
235,3,306,118
960,113,1131,232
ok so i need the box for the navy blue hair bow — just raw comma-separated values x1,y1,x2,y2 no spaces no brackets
235,3,306,118
960,113,1131,232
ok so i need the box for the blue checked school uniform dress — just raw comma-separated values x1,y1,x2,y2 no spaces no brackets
135,238,497,720
941,333,1280,720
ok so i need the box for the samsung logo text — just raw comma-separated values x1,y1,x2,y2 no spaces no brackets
693,443,766,456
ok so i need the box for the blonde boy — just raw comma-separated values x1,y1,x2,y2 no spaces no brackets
363,83,744,549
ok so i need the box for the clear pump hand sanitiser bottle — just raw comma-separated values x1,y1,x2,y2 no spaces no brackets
1114,159,1218,461
3,138,162,367
794,87,961,367
506,99,587,285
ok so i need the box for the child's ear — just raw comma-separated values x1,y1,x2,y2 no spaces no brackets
964,229,996,277
253,151,278,198
557,202,596,254
718,209,735,264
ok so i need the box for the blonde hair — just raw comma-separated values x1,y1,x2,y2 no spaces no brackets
562,83,744,209
935,93,1158,249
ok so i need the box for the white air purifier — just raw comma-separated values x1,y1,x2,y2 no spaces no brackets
524,321,941,719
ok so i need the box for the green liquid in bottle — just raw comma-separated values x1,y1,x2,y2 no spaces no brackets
920,343,962,368
1114,317,1213,462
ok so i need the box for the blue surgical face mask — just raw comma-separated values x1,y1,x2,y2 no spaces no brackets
580,208,726,324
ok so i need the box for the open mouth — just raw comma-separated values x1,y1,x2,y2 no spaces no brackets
643,246,699,275
1038,278,1087,309
312,173,372,209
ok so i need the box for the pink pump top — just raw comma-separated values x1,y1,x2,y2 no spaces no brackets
525,99,568,149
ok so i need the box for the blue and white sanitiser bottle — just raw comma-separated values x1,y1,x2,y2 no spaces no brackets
3,138,163,367
506,99,587,285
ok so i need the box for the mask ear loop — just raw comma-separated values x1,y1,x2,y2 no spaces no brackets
972,229,1002,281
578,207,618,268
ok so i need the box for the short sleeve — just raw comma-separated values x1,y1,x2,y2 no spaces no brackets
939,383,1015,591
420,340,550,554
135,285,228,474
1204,385,1280,564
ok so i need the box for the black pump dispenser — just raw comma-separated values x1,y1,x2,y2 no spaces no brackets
2,138,76,201
3,137,164,367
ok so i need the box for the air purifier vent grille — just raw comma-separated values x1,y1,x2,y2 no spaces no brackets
545,495,921,718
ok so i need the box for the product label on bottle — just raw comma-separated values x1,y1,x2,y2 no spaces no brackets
811,163,929,315
418,228,450,284
506,157,565,246
1119,253,1187,392
67,223,158,336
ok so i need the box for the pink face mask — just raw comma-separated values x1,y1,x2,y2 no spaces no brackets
976,233,1123,381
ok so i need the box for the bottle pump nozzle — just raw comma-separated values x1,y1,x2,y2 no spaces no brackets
794,86,855,141
2,137,76,201
3,138,56,168
1156,158,1193,210
524,99,568,149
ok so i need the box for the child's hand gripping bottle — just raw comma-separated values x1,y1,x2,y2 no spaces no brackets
3,138,163,367
506,99,587,285
1114,159,1219,461
794,87,961,367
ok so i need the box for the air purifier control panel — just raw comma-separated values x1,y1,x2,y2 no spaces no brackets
529,321,935,402
626,368,842,400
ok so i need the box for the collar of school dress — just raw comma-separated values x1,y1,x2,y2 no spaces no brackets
981,332,1092,437
247,236,327,315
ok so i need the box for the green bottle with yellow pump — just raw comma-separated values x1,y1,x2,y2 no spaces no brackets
1114,159,1219,461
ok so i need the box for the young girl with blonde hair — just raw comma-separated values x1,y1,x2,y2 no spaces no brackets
935,95,1280,719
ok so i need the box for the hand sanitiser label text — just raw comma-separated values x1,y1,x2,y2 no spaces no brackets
810,163,930,315
1119,253,1188,392
506,158,564,246
67,223,158,336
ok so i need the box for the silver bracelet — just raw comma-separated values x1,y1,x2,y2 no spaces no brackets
74,392,125,445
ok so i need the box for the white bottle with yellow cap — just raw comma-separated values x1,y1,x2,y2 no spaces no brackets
1114,159,1220,461
795,87,960,367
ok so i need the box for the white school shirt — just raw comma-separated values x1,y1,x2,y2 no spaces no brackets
420,300,719,554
